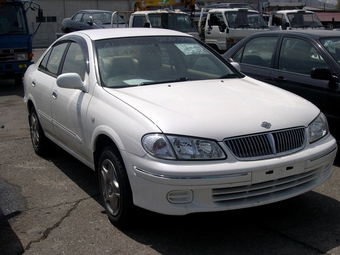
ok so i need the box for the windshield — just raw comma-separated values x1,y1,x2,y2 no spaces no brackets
320,37,340,63
0,4,28,35
95,36,237,88
148,13,198,32
287,13,323,28
92,12,125,25
225,11,268,29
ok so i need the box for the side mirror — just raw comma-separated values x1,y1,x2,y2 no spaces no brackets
144,22,150,27
221,24,227,31
56,73,86,91
208,19,212,29
284,22,290,30
88,16,94,25
311,67,339,89
311,67,332,80
38,9,43,22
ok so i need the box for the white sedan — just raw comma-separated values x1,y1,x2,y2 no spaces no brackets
24,28,338,227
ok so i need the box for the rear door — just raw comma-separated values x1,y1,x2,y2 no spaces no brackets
32,43,68,137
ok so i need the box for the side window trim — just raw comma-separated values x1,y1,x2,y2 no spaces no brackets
38,42,69,77
38,36,89,78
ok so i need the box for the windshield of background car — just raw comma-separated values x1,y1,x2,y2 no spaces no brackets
0,4,28,35
95,36,236,88
225,11,267,28
320,37,340,63
287,13,323,28
91,12,114,24
148,14,198,32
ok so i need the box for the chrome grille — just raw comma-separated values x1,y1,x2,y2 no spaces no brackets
224,127,305,160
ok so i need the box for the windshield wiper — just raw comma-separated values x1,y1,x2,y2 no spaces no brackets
219,74,239,79
237,24,251,28
139,77,192,86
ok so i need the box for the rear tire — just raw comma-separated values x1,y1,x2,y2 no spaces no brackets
29,107,51,156
98,146,134,228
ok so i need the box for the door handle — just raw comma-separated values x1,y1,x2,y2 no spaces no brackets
52,91,58,99
272,76,285,83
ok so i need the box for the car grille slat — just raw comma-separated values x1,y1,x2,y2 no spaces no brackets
224,127,305,160
212,168,321,203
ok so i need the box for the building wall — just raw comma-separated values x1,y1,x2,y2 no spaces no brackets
27,0,132,47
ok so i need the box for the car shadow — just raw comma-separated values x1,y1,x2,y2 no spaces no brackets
45,145,101,204
0,178,25,255
47,146,340,255
0,208,24,254
122,191,340,255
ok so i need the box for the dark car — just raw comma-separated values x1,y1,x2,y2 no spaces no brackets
61,10,126,33
223,30,340,141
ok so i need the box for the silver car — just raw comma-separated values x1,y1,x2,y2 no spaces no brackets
61,10,126,33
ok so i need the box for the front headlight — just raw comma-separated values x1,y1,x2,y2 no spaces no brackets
142,134,226,160
308,113,328,143
16,53,28,61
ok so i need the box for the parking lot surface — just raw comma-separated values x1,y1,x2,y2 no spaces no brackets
0,49,340,255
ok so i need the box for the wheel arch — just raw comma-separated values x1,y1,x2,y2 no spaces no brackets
26,99,36,120
26,99,34,111
93,134,123,173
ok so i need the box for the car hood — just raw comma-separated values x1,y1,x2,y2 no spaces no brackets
105,77,319,140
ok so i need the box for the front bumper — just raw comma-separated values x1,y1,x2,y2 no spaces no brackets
125,134,338,215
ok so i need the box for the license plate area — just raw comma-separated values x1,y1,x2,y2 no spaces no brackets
252,162,305,184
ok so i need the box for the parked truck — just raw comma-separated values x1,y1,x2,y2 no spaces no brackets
0,0,42,85
198,8,269,53
268,10,324,30
126,0,199,39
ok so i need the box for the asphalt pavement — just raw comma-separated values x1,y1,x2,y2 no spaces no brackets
0,49,340,255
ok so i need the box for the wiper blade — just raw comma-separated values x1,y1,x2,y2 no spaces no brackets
237,24,251,28
219,74,239,79
139,77,191,86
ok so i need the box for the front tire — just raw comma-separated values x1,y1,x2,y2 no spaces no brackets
29,107,51,156
98,146,134,228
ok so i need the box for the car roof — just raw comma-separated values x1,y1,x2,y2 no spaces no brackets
133,9,188,14
208,8,259,13
247,30,340,40
271,10,314,14
61,28,192,41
